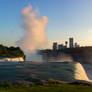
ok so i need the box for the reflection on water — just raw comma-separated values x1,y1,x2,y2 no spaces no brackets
0,62,24,82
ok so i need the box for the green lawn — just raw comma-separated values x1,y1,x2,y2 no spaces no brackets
0,83,92,92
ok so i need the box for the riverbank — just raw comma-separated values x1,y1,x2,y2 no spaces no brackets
0,82,92,92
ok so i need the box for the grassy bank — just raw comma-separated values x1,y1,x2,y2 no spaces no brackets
0,82,92,92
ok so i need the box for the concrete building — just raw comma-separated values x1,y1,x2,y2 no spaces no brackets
53,42,58,50
69,38,74,48
58,44,63,50
75,43,80,48
65,41,68,48
58,44,66,50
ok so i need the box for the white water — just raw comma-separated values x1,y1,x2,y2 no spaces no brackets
46,62,91,82
0,61,91,83
74,63,89,81
21,62,91,82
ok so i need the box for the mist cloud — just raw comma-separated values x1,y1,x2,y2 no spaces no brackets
17,4,48,54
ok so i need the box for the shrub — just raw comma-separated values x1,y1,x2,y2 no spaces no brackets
0,82,14,88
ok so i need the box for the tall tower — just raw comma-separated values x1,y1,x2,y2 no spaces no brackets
69,38,74,48
53,42,58,50
65,41,68,48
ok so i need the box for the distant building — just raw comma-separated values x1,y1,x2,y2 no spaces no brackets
58,44,66,50
58,44,63,50
65,41,68,48
75,43,77,48
53,42,58,50
69,38,74,48
75,42,80,48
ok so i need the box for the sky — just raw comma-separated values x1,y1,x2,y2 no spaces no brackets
0,0,92,48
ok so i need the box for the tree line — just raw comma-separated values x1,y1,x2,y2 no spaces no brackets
0,44,25,58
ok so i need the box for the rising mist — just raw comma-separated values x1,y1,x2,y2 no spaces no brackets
17,4,48,60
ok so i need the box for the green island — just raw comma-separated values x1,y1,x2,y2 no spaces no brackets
0,44,25,59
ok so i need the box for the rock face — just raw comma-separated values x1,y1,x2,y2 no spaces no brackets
21,62,90,82
40,47,92,64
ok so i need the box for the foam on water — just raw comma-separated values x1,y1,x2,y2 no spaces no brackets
21,62,91,82
74,63,89,81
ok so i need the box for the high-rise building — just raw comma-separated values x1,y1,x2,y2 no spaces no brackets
65,41,68,48
69,38,74,48
75,42,80,48
75,42,78,48
53,42,58,50
58,44,63,50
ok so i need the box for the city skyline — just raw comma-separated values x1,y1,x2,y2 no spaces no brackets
52,37,80,51
0,0,92,48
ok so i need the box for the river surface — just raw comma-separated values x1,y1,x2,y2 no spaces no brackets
0,61,92,82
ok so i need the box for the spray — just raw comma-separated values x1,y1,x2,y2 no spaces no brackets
17,4,48,61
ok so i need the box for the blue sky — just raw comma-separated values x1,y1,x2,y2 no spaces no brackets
0,0,92,48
